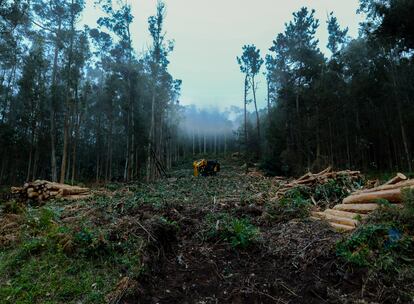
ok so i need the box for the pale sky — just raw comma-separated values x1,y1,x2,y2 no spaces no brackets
82,0,364,111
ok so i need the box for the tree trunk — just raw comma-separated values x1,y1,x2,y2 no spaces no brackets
50,21,61,183
398,102,411,171
0,155,6,184
267,79,271,116
198,129,202,154
71,111,81,185
192,129,195,156
26,123,35,182
146,87,156,182
32,139,39,181
96,114,101,183
251,75,261,153
60,3,75,184
60,115,69,184
214,133,217,155
244,75,248,151
224,134,227,155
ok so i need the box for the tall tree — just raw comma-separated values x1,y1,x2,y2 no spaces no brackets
327,12,349,56
146,0,175,181
237,44,263,157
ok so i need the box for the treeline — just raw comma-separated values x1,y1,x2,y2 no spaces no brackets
0,0,182,185
239,0,414,175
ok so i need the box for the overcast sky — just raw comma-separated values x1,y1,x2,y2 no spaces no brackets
82,0,364,111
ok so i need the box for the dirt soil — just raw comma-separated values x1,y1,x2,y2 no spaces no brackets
113,162,372,304
1,160,399,303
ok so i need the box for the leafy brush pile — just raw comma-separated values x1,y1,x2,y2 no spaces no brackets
313,175,363,208
264,187,312,223
263,173,362,225
273,169,364,210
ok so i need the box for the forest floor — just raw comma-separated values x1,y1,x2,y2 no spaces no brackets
1,158,414,303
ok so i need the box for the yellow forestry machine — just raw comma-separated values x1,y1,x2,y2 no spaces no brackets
193,159,221,177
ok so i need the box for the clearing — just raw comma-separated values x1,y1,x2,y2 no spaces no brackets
1,158,414,303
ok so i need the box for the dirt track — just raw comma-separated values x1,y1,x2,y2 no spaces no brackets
115,162,370,304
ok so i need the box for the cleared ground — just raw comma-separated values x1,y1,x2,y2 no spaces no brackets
1,159,413,303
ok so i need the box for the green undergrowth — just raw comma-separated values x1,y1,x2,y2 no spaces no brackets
0,205,144,303
2,200,26,214
264,187,312,222
337,189,414,271
95,170,270,213
0,250,118,304
202,213,260,249
0,158,267,303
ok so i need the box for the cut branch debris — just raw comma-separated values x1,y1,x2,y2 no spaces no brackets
274,167,361,198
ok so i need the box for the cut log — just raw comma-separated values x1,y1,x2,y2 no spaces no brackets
10,180,91,203
314,212,358,227
334,203,380,213
336,170,361,176
384,173,407,186
58,188,89,196
296,172,312,182
329,222,355,232
11,187,24,194
27,192,39,198
310,216,321,221
343,187,413,205
355,179,414,194
324,209,367,220
315,167,332,176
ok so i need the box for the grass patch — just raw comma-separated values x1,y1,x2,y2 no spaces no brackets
203,213,260,249
0,205,145,303
0,249,118,304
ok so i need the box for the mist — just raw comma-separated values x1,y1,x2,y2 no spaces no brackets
177,105,238,156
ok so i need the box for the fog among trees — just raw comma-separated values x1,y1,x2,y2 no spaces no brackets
1,0,414,184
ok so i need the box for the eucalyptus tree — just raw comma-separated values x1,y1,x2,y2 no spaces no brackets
237,44,263,156
0,0,30,120
17,37,48,181
96,0,137,181
88,28,113,181
58,0,89,184
146,0,174,181
31,0,72,182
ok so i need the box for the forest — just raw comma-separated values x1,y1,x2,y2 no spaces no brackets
0,0,187,185
2,0,414,303
1,1,414,185
237,0,414,176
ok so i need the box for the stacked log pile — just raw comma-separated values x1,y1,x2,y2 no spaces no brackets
274,167,361,199
11,180,91,203
313,173,409,232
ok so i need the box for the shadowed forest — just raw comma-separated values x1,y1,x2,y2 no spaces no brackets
1,0,414,184
1,0,414,303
